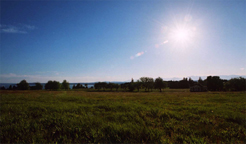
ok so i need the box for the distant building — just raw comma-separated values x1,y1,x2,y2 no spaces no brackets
190,83,207,92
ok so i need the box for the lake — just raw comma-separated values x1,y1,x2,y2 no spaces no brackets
0,83,94,90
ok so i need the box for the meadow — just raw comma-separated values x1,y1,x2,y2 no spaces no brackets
0,89,245,143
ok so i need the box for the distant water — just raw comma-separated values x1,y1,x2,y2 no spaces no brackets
0,83,18,89
0,82,127,90
0,83,94,90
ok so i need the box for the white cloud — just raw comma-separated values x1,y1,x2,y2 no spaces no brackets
24,24,36,30
0,24,36,34
1,26,27,34
240,68,245,70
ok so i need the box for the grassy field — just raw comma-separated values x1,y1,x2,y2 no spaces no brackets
0,90,245,143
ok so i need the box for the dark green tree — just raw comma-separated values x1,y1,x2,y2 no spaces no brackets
147,78,154,91
53,81,61,90
207,76,223,91
120,83,128,92
45,81,52,90
85,84,88,89
8,85,13,90
140,77,149,91
189,77,194,86
45,81,60,90
94,82,101,91
101,82,107,91
13,85,17,90
223,81,230,91
198,77,203,84
114,83,120,91
18,80,30,90
61,80,69,90
35,82,43,90
135,80,142,92
1,86,6,90
107,83,114,91
228,77,246,91
128,83,135,92
179,78,189,89
154,77,166,92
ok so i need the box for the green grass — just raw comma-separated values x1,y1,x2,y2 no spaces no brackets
0,90,245,143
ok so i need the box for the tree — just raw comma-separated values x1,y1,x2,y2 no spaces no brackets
18,80,30,90
121,83,128,92
114,83,120,91
140,77,149,91
135,80,142,92
107,83,114,91
13,85,17,90
53,81,61,90
85,84,88,89
61,80,69,90
155,77,166,92
94,82,107,91
45,81,52,90
128,83,135,92
8,85,13,90
31,82,43,90
189,77,195,86
147,78,154,91
198,77,203,85
179,78,189,89
45,81,61,90
228,77,246,91
207,76,223,91
223,81,230,91
101,82,107,91
73,83,85,89
36,82,43,90
94,82,101,91
1,86,6,90
140,77,154,91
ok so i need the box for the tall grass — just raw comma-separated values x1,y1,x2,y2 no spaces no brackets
0,90,245,143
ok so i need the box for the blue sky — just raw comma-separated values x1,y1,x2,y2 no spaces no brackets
0,0,245,83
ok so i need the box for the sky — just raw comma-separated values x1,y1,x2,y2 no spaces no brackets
0,0,245,83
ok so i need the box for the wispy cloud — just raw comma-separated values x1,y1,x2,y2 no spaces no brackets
240,68,245,70
0,24,36,34
1,26,27,34
23,24,36,30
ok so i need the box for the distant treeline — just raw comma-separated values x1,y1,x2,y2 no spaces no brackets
0,76,245,91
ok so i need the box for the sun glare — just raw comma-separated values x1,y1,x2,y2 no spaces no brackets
158,15,199,49
174,28,189,41
171,26,193,45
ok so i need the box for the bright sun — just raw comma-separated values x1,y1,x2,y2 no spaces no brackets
174,28,189,41
172,27,192,43
168,25,195,47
